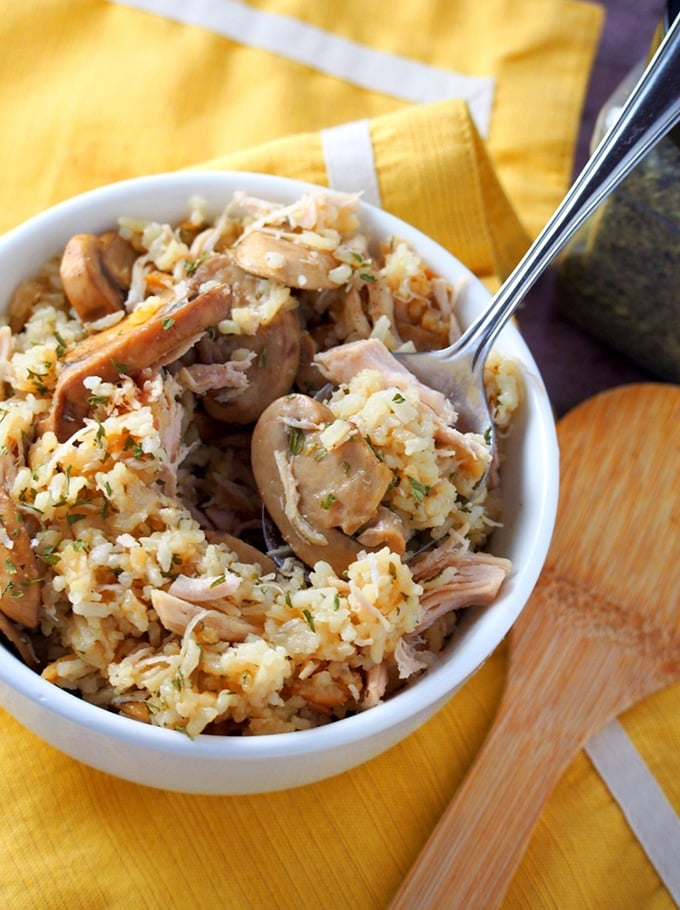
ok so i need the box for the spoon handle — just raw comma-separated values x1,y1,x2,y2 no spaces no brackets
387,571,657,910
462,12,680,370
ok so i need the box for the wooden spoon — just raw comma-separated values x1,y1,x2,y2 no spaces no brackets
389,383,680,910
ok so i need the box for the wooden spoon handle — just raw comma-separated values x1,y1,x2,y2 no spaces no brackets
388,701,574,909
388,570,656,910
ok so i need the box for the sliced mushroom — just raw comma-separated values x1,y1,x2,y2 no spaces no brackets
234,230,346,290
59,231,137,323
198,307,301,425
251,393,393,575
48,284,235,442
0,488,41,629
356,506,407,554
295,330,326,394
0,613,39,669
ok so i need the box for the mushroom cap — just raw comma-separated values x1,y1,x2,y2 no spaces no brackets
251,393,393,575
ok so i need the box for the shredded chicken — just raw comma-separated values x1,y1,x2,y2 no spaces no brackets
178,356,253,397
151,590,256,641
363,662,389,708
412,542,511,633
316,338,458,426
167,571,242,602
316,338,491,482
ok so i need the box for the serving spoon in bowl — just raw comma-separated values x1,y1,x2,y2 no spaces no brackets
396,13,680,454
260,18,679,566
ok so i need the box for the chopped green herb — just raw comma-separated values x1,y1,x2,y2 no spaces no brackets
302,608,316,631
110,359,129,374
210,574,226,588
407,476,431,502
184,252,209,275
26,368,48,395
365,436,384,461
288,426,304,455
54,331,67,357
392,392,406,404
171,670,185,691
67,513,87,526
358,272,376,282
162,317,175,330
40,545,60,566
320,492,337,510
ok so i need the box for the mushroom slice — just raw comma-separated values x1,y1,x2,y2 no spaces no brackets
99,231,137,291
59,232,137,323
49,284,234,442
197,306,301,425
251,394,393,575
356,506,407,555
234,230,345,290
0,488,41,629
0,613,39,669
295,330,326,395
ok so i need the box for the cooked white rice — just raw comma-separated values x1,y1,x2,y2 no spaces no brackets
0,190,523,736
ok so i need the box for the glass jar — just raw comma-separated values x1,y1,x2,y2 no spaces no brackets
557,5,680,382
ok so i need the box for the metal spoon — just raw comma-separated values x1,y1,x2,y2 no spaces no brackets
395,13,680,454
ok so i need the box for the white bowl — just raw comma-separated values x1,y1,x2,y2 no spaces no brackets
0,171,559,793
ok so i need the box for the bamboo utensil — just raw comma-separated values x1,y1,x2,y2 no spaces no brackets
389,383,680,909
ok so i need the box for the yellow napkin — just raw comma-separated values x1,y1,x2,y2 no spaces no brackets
4,2,678,909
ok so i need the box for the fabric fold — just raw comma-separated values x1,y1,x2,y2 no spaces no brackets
199,98,530,284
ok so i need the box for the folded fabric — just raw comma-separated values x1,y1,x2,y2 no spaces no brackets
199,98,530,286
6,3,677,910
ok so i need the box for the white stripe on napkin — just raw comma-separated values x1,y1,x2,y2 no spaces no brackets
585,719,680,904
107,0,495,136
321,120,382,207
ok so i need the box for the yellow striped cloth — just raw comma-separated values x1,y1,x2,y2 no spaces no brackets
2,2,678,908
